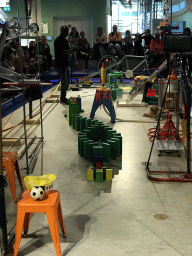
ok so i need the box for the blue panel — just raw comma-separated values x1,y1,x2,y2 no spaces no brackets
179,1,185,10
172,21,184,34
4,7,11,11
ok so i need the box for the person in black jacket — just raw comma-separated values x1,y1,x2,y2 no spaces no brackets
54,25,78,103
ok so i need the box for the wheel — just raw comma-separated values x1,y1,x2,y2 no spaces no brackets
96,55,119,72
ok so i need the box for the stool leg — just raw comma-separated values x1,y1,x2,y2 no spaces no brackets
14,208,26,256
23,213,31,237
15,160,24,190
5,162,17,202
46,208,62,256
57,201,67,238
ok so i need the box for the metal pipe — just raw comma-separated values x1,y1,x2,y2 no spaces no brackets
186,76,191,174
18,28,29,173
147,76,171,166
40,139,43,175
2,137,42,140
29,97,33,119
29,155,38,174
29,138,41,158
36,0,44,143
40,98,44,142
18,135,37,159
0,79,8,256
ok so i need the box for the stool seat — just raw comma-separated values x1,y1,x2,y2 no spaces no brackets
2,151,23,202
14,190,67,256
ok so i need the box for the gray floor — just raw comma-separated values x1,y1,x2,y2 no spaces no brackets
2,83,192,256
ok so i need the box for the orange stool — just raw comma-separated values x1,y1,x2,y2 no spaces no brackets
14,190,67,256
2,152,24,202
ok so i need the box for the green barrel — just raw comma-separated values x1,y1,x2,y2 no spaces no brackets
96,169,103,182
89,142,99,162
83,139,93,159
113,135,122,155
80,138,89,157
93,146,103,158
107,130,116,140
91,119,97,126
72,114,80,130
78,132,87,136
80,117,87,132
107,140,117,160
83,129,91,140
86,118,92,129
102,142,111,163
103,126,112,142
75,115,82,131
91,124,99,141
96,121,103,140
82,129,90,137
100,124,106,141
78,134,87,154
88,126,96,141
110,138,120,158
114,133,121,137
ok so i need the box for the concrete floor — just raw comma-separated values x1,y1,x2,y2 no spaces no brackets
2,83,192,256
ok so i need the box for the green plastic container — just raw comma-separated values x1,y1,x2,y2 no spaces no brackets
102,142,111,163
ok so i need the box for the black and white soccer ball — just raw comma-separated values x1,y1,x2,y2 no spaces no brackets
30,186,45,201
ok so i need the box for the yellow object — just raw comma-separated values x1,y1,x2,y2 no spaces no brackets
87,169,94,181
101,68,106,85
82,79,92,86
135,76,156,83
106,169,113,180
24,174,56,191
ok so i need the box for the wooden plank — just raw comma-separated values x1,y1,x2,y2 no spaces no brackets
50,94,60,98
20,119,40,124
45,99,59,103
117,100,148,107
2,139,21,146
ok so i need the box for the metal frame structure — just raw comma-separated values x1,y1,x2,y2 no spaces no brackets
0,0,44,254
145,43,192,181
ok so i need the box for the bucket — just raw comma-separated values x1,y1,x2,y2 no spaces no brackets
24,174,56,191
